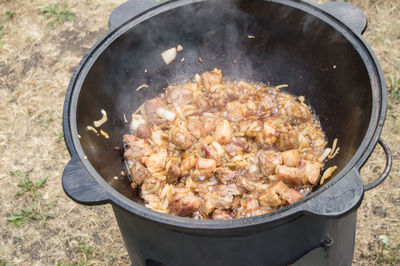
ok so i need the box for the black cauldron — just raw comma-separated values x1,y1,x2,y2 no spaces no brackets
62,0,392,265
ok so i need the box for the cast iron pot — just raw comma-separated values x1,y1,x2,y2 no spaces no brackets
62,0,392,265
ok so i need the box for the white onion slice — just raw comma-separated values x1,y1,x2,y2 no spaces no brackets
130,118,146,132
156,107,176,121
93,109,108,128
249,165,258,173
176,45,183,52
211,141,224,156
318,148,332,162
161,47,177,65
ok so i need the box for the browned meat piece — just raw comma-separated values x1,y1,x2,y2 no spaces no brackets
214,119,232,144
201,143,219,161
144,97,166,125
215,168,236,184
193,158,216,179
135,123,151,139
188,117,217,139
276,123,298,150
169,189,200,216
187,119,202,139
203,193,233,215
167,164,181,183
282,101,311,120
166,86,193,105
201,68,223,90
275,165,300,185
242,198,260,215
235,81,257,102
236,176,257,192
258,150,283,176
180,155,197,177
239,120,263,137
144,150,167,171
193,92,212,113
224,143,242,157
226,101,245,122
129,160,151,185
263,120,279,145
282,188,303,204
282,149,300,167
244,100,257,116
216,184,242,196
212,209,232,220
259,181,296,207
259,188,284,207
299,160,323,184
170,126,195,150
124,135,155,163
259,95,276,113
232,137,251,152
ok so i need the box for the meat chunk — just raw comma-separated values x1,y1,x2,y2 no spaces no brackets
124,135,154,163
188,117,217,139
169,189,200,216
242,198,261,215
144,97,166,125
235,81,257,102
259,95,277,113
276,123,299,150
193,158,216,179
201,68,223,91
214,119,232,144
167,164,180,183
201,143,219,161
232,137,251,152
282,100,311,120
129,160,151,185
258,150,283,176
263,120,279,145
203,193,233,215
282,188,303,204
179,155,197,177
215,168,236,184
236,176,257,192
239,120,263,137
299,160,323,184
226,101,245,122
144,150,167,171
224,143,243,157
258,181,302,207
282,149,300,167
170,126,195,150
166,86,193,105
275,165,300,185
135,123,151,139
212,209,232,220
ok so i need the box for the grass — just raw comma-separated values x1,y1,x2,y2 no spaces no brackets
375,235,400,265
7,200,57,227
0,10,14,47
12,172,48,198
55,241,97,266
388,75,400,106
40,1,75,28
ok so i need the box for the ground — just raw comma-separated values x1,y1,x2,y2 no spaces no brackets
0,0,398,265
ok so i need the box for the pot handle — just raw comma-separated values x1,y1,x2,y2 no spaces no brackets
363,138,392,191
320,1,367,35
108,0,166,30
301,167,364,217
62,156,110,205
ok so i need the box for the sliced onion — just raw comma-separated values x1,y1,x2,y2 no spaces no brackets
130,118,146,132
176,45,183,52
86,126,98,133
93,109,108,128
156,107,176,121
100,129,110,139
318,148,332,162
211,141,224,156
161,47,177,65
249,165,258,173
152,130,163,147
320,166,337,185
210,84,226,93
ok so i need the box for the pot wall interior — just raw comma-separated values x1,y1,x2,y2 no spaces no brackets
75,0,373,201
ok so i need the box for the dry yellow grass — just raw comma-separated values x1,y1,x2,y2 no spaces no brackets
0,0,398,265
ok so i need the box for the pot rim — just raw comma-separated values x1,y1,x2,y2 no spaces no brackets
63,0,386,230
